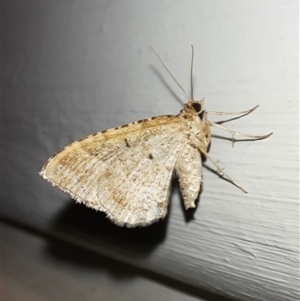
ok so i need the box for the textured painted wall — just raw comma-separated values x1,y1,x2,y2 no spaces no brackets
2,1,299,300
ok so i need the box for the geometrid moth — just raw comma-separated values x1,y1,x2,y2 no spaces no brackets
40,47,272,227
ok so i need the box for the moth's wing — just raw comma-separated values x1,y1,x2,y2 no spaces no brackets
40,116,186,227
175,143,202,209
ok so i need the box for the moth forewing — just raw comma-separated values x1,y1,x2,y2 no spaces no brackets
40,114,191,227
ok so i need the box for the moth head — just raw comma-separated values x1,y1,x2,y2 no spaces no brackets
188,98,211,147
186,98,206,119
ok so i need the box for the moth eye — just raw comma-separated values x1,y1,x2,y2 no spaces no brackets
191,102,201,113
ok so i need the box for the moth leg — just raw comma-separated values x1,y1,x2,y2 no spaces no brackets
200,148,247,194
209,121,273,146
206,105,259,116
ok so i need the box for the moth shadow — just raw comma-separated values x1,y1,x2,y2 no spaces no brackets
42,228,234,301
46,199,169,267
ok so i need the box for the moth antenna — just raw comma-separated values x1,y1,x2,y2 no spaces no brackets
190,44,194,101
150,47,189,100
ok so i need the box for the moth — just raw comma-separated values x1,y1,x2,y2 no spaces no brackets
40,46,272,227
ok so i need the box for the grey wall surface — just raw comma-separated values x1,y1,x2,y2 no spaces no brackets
2,1,299,301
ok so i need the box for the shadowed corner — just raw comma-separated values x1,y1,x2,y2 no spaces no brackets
38,209,235,301
46,196,170,266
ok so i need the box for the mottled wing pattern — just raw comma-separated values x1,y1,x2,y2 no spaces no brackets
40,116,187,226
